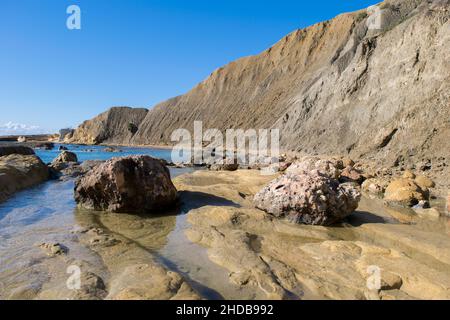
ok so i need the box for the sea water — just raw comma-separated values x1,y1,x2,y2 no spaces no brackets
0,144,243,299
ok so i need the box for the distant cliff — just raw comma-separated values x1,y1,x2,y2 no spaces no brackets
69,0,450,168
68,107,148,145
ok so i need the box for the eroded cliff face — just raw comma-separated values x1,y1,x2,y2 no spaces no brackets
68,107,148,145
70,0,449,169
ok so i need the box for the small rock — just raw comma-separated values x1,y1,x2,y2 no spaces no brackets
34,142,54,150
339,166,365,185
209,158,239,171
414,175,435,189
342,157,355,168
90,235,121,247
104,147,122,153
38,242,67,256
52,151,78,164
380,272,403,290
402,170,416,179
384,178,428,207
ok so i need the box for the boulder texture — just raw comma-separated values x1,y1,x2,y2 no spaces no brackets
74,156,178,213
253,170,361,225
68,0,450,190
176,170,450,300
286,158,341,179
0,154,49,203
52,151,78,164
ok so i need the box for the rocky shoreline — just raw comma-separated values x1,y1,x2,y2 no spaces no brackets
176,169,450,300
0,142,449,300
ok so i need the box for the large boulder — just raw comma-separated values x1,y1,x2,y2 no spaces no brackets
0,146,35,157
253,170,361,226
384,178,428,207
74,156,178,213
0,154,49,203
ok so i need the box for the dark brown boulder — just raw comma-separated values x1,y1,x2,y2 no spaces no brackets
74,156,178,213
0,146,35,157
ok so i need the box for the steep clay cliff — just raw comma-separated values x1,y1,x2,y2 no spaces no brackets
68,107,148,145
69,0,449,170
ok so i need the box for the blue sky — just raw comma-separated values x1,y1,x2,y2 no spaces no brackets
0,0,379,134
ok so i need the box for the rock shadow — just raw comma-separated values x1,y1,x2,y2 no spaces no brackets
178,191,241,212
344,210,389,227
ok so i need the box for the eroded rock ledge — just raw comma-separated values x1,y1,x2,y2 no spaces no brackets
174,170,450,300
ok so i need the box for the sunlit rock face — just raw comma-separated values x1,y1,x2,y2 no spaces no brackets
75,155,178,213
254,170,361,225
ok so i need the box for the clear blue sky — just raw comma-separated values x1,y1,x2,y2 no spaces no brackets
0,0,379,134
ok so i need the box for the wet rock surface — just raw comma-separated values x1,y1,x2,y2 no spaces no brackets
174,169,450,300
1,166,449,300
72,211,201,300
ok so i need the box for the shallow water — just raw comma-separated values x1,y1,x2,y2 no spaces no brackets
0,145,242,299
34,144,174,164
0,146,448,299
